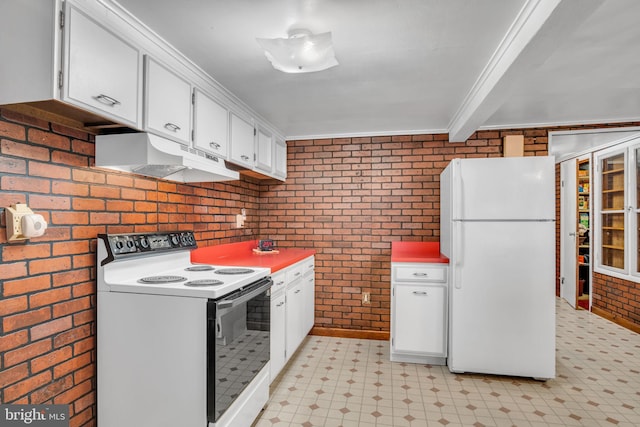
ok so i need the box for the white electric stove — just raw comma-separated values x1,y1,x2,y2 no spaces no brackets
97,231,272,427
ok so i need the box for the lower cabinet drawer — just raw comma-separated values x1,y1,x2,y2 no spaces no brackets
392,264,447,283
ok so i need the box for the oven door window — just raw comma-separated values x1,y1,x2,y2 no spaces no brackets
207,279,271,423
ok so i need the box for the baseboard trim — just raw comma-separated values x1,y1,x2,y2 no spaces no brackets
310,327,389,341
591,306,640,334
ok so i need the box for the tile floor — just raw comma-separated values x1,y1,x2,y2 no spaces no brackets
254,298,640,426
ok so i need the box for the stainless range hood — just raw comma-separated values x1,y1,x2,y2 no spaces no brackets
95,133,239,183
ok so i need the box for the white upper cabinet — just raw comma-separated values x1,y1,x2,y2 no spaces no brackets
255,125,274,174
0,0,286,179
193,89,229,159
64,3,141,127
144,57,192,145
274,138,287,180
229,112,255,168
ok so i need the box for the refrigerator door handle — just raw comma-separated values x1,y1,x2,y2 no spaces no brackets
454,220,463,289
453,159,463,219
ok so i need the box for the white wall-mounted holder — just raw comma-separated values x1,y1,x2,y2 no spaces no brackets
236,208,247,228
5,203,48,242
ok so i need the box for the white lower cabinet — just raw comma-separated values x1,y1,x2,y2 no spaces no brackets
270,256,315,382
270,289,286,381
390,262,448,365
285,279,304,359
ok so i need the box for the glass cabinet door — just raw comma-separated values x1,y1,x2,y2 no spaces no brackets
635,147,640,274
600,152,625,270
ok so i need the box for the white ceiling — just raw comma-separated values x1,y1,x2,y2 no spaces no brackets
114,0,640,141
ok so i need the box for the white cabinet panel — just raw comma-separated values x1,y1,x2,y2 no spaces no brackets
274,138,287,180
193,89,228,159
285,279,304,358
255,126,273,174
270,291,286,382
303,272,315,335
229,113,254,168
393,284,446,355
64,4,141,127
144,57,191,145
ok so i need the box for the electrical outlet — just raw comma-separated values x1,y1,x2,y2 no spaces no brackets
362,292,371,305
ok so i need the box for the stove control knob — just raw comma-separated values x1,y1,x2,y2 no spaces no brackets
139,236,149,249
114,240,124,251
170,234,180,246
187,233,195,245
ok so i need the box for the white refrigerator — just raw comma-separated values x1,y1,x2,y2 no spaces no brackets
440,156,556,380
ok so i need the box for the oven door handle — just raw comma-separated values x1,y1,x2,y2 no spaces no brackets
216,279,272,309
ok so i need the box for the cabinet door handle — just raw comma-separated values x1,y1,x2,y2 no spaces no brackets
294,289,301,294
209,142,221,150
413,291,428,296
276,301,285,307
164,122,181,132
241,155,250,161
294,272,301,277
276,281,285,286
413,272,428,277
94,94,121,106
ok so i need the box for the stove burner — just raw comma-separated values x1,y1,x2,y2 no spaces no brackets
184,279,225,287
138,275,187,284
215,268,255,275
184,265,215,272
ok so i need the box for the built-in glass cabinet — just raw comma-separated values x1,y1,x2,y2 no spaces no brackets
594,138,640,280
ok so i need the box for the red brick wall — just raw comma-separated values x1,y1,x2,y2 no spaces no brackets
0,109,260,426
258,130,549,331
592,273,640,328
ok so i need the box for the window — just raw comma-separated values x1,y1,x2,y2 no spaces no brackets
594,137,640,281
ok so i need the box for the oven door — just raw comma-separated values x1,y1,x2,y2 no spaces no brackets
207,276,272,423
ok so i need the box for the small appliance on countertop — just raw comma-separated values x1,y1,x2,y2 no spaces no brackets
258,238,276,251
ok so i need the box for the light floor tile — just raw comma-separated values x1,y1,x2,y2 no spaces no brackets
255,299,640,426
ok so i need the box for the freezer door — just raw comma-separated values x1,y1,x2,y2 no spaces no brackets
448,221,556,379
452,156,555,221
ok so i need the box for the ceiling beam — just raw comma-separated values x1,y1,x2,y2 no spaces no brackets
447,0,604,143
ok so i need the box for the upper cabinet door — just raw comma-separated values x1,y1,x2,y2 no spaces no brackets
229,112,255,168
64,4,141,127
255,126,273,174
144,56,192,145
274,138,287,180
193,89,229,159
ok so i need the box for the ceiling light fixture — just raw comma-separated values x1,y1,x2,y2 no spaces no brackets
256,29,338,74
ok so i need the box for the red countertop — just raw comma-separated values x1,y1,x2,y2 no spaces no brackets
391,241,449,263
191,240,316,273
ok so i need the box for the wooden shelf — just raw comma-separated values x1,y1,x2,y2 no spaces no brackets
602,168,624,175
602,244,624,250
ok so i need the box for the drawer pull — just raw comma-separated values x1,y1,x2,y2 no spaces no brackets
413,272,429,277
413,291,428,296
164,122,181,132
95,94,121,106
241,154,250,161
276,301,285,307
294,289,301,294
294,272,301,277
209,142,221,150
276,281,285,286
